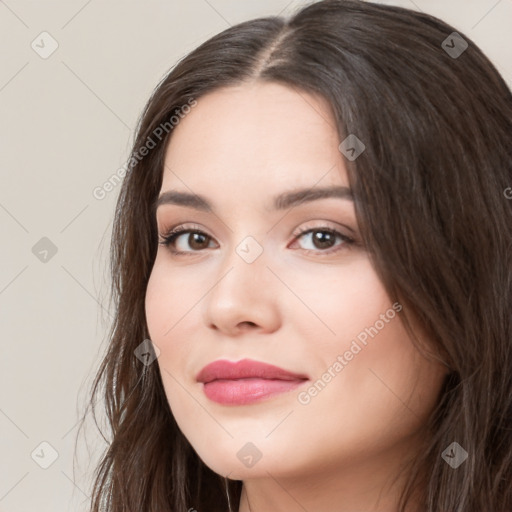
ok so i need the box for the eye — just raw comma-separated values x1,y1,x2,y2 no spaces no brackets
158,224,356,256
158,224,216,255
290,226,355,255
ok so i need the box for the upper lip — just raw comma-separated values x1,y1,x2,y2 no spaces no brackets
196,358,309,383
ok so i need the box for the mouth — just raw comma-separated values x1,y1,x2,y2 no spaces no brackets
201,377,309,405
196,358,310,405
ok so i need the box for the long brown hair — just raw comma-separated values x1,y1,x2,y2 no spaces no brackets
82,1,512,510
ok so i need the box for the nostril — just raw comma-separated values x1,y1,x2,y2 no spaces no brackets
240,321,257,328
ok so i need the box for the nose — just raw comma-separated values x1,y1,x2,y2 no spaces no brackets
201,239,281,336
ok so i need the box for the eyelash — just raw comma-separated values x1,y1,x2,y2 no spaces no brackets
158,223,355,257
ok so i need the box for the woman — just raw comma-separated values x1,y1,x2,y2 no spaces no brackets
85,0,512,510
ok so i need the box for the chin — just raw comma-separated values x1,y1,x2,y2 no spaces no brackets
194,439,301,481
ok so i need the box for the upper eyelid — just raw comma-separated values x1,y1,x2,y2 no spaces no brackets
156,203,358,235
159,223,354,248
160,221,348,237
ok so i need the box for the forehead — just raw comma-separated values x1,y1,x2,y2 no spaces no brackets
161,81,347,198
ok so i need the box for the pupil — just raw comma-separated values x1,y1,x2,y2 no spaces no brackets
190,233,207,249
313,231,334,249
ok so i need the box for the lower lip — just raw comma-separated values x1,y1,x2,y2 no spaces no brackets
202,378,307,405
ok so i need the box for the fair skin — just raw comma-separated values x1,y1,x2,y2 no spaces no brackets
145,81,449,512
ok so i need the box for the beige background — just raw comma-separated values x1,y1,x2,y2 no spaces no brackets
0,0,510,510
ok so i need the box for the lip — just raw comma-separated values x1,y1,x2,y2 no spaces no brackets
196,358,309,405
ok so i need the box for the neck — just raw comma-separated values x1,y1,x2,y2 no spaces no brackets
236,435,425,512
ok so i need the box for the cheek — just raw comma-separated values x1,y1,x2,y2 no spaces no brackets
144,257,208,384
287,259,443,452
145,264,170,332
145,264,199,426
297,315,444,469
283,255,392,348
145,257,202,342
145,263,192,404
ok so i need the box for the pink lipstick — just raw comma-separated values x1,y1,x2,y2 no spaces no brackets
196,358,309,405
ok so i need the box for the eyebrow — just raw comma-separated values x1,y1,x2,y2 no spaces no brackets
154,185,353,213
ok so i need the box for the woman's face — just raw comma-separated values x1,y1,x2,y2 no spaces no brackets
145,82,448,488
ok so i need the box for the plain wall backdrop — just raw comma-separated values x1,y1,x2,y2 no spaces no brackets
0,0,511,510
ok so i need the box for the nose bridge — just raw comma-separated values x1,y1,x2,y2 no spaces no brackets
216,232,268,296
202,229,280,332
234,233,266,267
